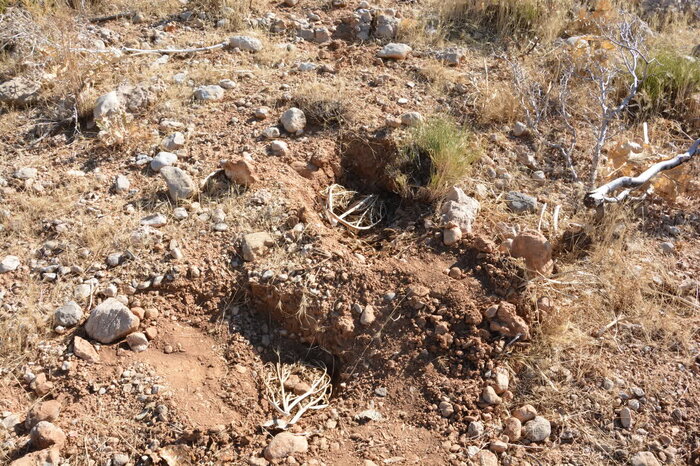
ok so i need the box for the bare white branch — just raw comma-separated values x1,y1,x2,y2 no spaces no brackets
585,138,700,207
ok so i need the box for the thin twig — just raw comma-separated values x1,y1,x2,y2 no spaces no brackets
89,11,135,23
592,314,626,337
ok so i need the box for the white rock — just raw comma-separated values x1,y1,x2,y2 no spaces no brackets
160,166,196,201
228,36,263,52
0,255,20,273
493,367,509,394
443,226,462,246
523,416,551,442
14,167,37,179
298,62,317,72
377,43,412,59
151,152,178,172
439,401,454,417
513,121,528,137
441,196,480,234
467,421,484,437
173,207,188,220
262,127,281,139
126,332,149,352
74,284,93,300
161,132,186,151
140,213,167,227
93,91,122,120
113,175,130,193
280,107,306,133
360,305,376,326
194,85,225,101
481,386,502,405
101,284,118,297
219,79,237,89
269,140,289,156
400,112,424,127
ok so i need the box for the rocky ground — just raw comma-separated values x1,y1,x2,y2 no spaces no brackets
1,0,700,465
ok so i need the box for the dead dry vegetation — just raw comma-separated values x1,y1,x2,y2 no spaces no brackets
0,0,699,465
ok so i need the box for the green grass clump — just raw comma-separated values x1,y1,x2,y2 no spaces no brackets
395,117,481,201
635,48,700,119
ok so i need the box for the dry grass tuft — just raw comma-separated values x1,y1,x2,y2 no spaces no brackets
475,81,522,125
434,0,574,44
293,80,356,128
529,204,695,354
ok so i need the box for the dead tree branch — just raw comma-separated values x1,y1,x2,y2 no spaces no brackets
584,138,700,207
73,42,227,56
587,17,652,187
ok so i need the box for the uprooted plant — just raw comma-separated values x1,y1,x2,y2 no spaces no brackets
262,360,332,430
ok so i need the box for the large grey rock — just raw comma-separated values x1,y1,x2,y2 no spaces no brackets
400,112,424,127
54,301,83,327
280,107,306,133
227,36,263,52
13,167,37,179
0,77,41,106
441,188,480,233
85,298,140,344
193,85,225,101
160,166,196,201
506,191,538,213
377,43,412,59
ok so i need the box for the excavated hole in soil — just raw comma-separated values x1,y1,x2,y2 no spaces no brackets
335,132,434,237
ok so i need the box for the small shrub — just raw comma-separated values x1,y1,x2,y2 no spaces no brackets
395,117,481,201
634,48,700,119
